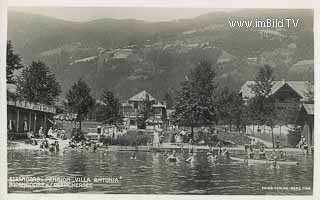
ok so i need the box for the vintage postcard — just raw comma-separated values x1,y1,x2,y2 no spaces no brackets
1,1,318,199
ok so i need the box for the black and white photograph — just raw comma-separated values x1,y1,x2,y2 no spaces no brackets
4,6,315,195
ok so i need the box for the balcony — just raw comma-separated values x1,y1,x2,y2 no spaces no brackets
7,100,56,114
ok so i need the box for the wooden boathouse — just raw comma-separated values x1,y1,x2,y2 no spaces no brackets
7,99,56,140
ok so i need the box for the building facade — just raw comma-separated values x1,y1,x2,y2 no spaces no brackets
7,100,57,139
121,90,167,130
296,103,314,149
240,80,313,110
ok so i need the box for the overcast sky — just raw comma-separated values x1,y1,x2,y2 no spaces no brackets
9,7,230,22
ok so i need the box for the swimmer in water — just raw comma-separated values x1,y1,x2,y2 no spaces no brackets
222,148,230,159
207,152,215,162
186,152,196,163
166,151,180,162
130,152,137,159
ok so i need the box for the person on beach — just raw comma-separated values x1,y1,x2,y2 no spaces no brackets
244,144,249,152
258,146,266,160
92,143,97,152
47,127,54,138
248,148,254,159
166,150,180,162
269,149,278,161
278,150,286,161
153,130,160,147
39,126,44,139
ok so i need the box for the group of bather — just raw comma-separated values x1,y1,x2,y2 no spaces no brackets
246,145,286,161
39,139,60,152
165,147,230,163
68,137,98,152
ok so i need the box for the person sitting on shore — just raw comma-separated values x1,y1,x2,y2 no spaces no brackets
278,150,286,161
258,146,266,160
244,144,250,152
166,151,180,162
92,143,97,152
269,149,278,161
27,131,36,144
248,148,254,159
186,152,196,163
55,141,60,152
47,127,55,139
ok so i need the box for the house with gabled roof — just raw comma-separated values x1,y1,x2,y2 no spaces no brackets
128,90,156,111
240,80,313,110
121,90,168,130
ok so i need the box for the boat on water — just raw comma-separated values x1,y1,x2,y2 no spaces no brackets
230,157,298,165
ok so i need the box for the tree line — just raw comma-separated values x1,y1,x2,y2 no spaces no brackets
7,40,301,141
172,61,300,147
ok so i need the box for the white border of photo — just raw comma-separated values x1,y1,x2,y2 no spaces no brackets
0,0,319,200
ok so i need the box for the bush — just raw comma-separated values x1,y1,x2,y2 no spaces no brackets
99,135,112,145
102,131,153,146
71,128,86,142
287,125,301,147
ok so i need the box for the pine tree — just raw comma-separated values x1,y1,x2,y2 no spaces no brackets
216,86,245,131
6,40,23,84
173,61,217,140
163,92,174,109
250,65,277,147
65,79,95,130
17,61,61,105
96,89,121,125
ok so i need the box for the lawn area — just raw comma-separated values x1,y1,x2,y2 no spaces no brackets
217,131,250,146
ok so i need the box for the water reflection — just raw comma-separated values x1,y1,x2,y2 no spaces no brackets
8,149,313,194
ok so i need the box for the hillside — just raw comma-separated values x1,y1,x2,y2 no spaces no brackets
8,9,314,100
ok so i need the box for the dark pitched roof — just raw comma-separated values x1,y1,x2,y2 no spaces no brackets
240,80,312,99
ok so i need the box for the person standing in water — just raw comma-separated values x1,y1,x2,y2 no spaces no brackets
258,146,266,160
39,126,44,139
186,152,196,163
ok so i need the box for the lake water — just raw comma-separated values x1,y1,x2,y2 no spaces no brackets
7,149,313,194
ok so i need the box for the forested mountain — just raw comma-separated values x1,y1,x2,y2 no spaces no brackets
8,9,314,100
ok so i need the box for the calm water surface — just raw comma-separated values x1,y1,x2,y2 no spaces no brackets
7,149,313,194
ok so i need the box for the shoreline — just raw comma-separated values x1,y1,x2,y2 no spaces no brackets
8,141,309,156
